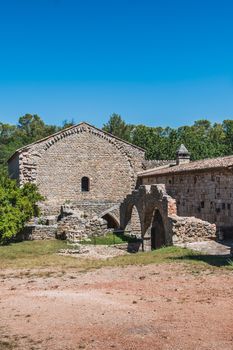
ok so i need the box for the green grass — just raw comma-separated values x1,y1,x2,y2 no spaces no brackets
80,232,139,245
0,240,232,272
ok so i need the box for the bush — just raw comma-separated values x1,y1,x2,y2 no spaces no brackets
0,175,43,244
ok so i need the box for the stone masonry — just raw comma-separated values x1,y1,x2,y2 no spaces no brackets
8,123,232,246
138,156,233,238
120,184,216,250
8,122,145,215
56,205,110,243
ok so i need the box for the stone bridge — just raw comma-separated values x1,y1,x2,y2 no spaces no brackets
120,184,216,251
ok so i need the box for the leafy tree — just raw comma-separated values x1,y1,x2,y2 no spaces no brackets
62,119,75,128
102,113,134,142
0,175,43,244
222,119,233,155
0,114,67,172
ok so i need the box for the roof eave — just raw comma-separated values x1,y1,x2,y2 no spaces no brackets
138,164,232,178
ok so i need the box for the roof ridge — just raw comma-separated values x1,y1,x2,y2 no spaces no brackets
8,121,145,162
138,154,233,177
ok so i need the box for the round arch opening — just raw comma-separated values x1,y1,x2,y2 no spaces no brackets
102,213,119,229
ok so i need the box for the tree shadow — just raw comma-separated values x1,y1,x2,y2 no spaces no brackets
170,253,233,268
113,231,143,253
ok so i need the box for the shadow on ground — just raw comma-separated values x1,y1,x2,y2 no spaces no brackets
170,254,233,268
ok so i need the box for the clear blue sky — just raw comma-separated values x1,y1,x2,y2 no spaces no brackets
0,0,233,127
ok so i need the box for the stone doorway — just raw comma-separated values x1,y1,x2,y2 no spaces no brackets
151,209,165,249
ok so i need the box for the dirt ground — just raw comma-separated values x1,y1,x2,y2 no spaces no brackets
0,263,233,350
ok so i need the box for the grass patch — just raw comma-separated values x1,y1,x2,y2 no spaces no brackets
80,232,139,245
0,240,232,272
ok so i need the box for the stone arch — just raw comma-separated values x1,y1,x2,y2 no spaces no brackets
99,205,120,229
101,213,119,229
120,184,177,251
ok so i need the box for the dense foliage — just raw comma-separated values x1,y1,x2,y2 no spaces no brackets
0,114,74,171
1,113,233,170
104,114,233,160
0,175,43,244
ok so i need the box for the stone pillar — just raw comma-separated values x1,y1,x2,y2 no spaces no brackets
143,235,151,252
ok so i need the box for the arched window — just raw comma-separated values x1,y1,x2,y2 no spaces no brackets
81,177,90,192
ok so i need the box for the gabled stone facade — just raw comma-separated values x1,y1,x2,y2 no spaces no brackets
8,122,145,214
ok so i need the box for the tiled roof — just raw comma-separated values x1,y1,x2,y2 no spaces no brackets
138,155,233,177
176,144,190,155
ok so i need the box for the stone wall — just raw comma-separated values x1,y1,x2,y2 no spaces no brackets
8,123,145,214
140,168,233,235
169,215,216,244
62,201,120,219
57,206,110,242
19,224,57,241
120,184,217,250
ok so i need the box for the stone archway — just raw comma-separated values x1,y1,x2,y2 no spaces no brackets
151,209,166,249
102,213,119,229
120,184,177,250
120,184,216,251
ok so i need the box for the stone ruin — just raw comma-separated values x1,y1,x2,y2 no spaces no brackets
19,184,217,252
120,184,216,251
19,203,111,243
56,204,110,243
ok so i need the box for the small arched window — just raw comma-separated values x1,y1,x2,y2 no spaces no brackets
81,177,90,192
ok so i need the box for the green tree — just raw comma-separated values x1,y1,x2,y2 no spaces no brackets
0,176,43,244
222,119,233,155
102,113,134,142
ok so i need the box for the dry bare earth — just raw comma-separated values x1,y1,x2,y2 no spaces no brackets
1,262,233,350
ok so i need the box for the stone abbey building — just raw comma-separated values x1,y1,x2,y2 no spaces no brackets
8,122,144,214
8,122,233,249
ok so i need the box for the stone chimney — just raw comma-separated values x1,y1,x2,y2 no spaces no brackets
176,144,190,165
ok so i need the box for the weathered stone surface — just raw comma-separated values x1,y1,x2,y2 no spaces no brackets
57,205,110,243
120,184,216,250
8,122,145,215
8,125,227,246
19,224,57,240
170,215,216,244
139,162,233,238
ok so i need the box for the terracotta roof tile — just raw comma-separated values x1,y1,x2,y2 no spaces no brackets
138,155,233,177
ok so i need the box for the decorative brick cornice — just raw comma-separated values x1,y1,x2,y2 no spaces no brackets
19,124,141,187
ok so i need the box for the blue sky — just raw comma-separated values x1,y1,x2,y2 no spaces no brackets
0,0,233,127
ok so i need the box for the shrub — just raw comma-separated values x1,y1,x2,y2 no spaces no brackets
0,176,43,244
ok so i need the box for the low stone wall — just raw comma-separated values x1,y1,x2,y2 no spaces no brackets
67,201,119,217
19,225,57,241
57,205,110,242
170,215,216,244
